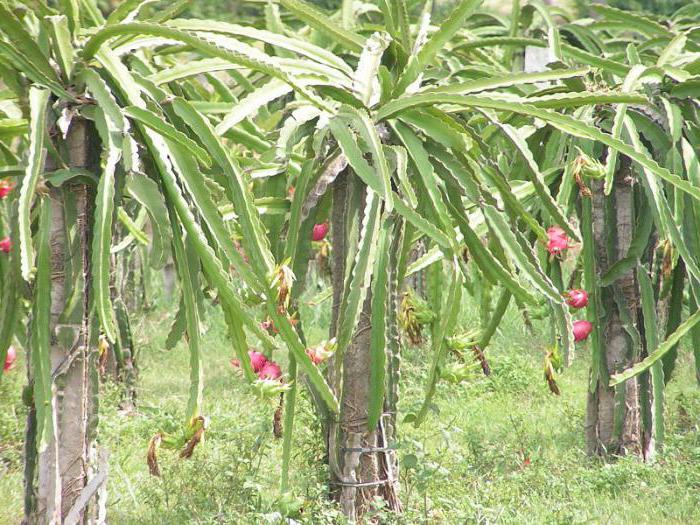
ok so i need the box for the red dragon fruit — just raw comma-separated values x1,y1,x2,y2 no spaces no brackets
248,350,268,373
258,361,282,380
0,179,14,199
547,226,566,239
312,222,329,242
573,320,593,342
231,350,268,373
4,346,16,372
0,236,11,253
546,226,570,256
565,289,589,309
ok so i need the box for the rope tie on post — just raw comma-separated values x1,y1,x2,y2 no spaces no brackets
335,413,398,488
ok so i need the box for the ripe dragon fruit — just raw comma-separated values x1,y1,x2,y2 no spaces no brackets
258,361,282,380
565,289,589,309
0,179,14,199
312,222,329,242
572,320,593,342
0,236,11,253
248,350,268,373
4,346,16,372
231,350,269,373
547,226,566,238
546,226,570,256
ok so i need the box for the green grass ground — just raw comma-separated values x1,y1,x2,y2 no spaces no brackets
2,294,699,524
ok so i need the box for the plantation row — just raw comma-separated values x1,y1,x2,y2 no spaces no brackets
1,0,699,522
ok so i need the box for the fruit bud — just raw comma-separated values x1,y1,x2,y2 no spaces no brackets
252,377,290,400
543,350,561,395
446,330,481,351
440,362,479,384
260,318,279,335
269,261,295,314
573,148,606,180
399,289,436,346
306,338,336,365
548,345,563,372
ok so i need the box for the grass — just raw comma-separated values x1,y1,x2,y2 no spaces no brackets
2,288,699,524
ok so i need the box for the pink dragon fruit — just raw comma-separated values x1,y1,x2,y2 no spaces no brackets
565,289,589,309
231,351,268,373
312,222,329,242
248,350,268,373
4,346,16,372
546,226,570,256
258,361,282,380
0,179,14,199
573,320,593,342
